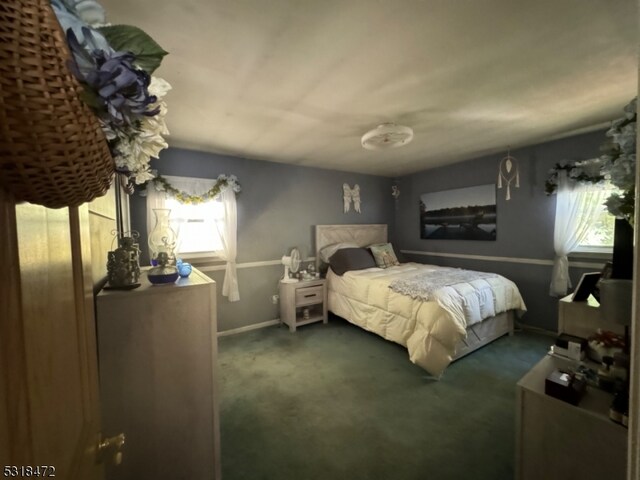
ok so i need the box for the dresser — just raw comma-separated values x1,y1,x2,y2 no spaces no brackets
558,294,625,337
515,296,628,480
96,268,220,480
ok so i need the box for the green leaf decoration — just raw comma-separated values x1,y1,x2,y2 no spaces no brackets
98,25,168,74
79,88,104,111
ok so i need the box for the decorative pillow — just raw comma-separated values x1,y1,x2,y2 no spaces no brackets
319,242,359,264
328,248,377,276
369,243,400,268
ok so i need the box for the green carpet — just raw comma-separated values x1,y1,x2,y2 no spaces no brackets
218,316,550,480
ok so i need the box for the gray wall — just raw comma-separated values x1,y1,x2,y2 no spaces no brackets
395,129,610,331
131,130,609,333
130,148,394,332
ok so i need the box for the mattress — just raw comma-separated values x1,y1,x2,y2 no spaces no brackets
327,262,526,376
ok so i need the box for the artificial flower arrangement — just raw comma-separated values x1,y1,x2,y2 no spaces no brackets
51,0,170,187
545,97,636,224
141,174,242,203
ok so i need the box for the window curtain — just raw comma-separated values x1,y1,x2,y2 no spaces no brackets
550,171,607,296
215,188,240,302
146,175,240,302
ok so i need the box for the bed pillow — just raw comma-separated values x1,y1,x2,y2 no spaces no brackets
319,242,359,264
369,243,400,268
328,248,377,276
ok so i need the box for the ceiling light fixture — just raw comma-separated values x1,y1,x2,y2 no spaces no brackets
361,123,414,150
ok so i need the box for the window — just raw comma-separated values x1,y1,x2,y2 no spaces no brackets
575,184,619,253
165,197,224,257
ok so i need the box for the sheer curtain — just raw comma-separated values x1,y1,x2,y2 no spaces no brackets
146,175,240,302
215,187,239,302
550,171,607,296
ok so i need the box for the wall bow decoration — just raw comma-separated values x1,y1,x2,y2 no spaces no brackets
343,183,361,213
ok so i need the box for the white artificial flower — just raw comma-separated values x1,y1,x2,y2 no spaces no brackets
99,120,117,141
608,154,636,191
142,102,170,136
604,194,625,218
131,167,156,185
149,77,172,101
132,129,168,161
116,130,169,186
607,117,626,135
143,77,171,137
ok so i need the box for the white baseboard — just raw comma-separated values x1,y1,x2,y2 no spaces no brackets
217,319,280,337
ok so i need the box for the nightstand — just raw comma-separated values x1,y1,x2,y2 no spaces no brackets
279,278,328,332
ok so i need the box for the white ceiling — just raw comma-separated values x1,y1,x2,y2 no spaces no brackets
102,0,637,177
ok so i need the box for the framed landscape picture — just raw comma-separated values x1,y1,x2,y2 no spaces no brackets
420,184,497,240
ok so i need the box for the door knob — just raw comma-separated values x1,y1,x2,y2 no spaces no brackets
97,433,125,465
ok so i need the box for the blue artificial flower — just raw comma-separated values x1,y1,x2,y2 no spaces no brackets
51,0,111,53
67,28,160,126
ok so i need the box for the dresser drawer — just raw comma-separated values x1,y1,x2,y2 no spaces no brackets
295,285,324,306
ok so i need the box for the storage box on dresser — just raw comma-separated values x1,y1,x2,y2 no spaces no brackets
279,278,328,332
96,268,220,480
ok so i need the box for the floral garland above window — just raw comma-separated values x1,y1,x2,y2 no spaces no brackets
142,174,242,204
545,97,636,223
51,0,170,187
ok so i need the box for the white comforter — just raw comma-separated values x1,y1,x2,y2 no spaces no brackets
327,262,526,376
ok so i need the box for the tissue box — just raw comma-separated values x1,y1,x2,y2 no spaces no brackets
545,369,586,406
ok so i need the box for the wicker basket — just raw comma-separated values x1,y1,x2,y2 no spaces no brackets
0,0,114,209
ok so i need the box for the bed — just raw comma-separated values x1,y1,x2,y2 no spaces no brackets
315,224,527,377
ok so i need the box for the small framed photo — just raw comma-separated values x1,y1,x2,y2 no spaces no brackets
572,272,601,302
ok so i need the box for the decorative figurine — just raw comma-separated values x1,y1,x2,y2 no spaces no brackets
106,234,141,289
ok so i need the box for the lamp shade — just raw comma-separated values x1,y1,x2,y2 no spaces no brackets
599,279,633,326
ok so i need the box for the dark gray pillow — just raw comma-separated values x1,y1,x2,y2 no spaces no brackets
329,248,377,276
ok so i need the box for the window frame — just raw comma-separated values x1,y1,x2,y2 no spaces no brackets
573,183,618,254
164,197,225,262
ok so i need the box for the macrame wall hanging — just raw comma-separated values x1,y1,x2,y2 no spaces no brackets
497,148,520,200
343,183,361,213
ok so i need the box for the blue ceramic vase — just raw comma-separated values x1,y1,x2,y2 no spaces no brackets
178,262,192,278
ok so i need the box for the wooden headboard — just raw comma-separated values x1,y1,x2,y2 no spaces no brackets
315,224,388,269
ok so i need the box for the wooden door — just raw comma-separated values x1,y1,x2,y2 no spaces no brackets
0,189,104,480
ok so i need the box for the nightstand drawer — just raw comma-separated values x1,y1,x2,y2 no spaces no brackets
295,285,323,306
